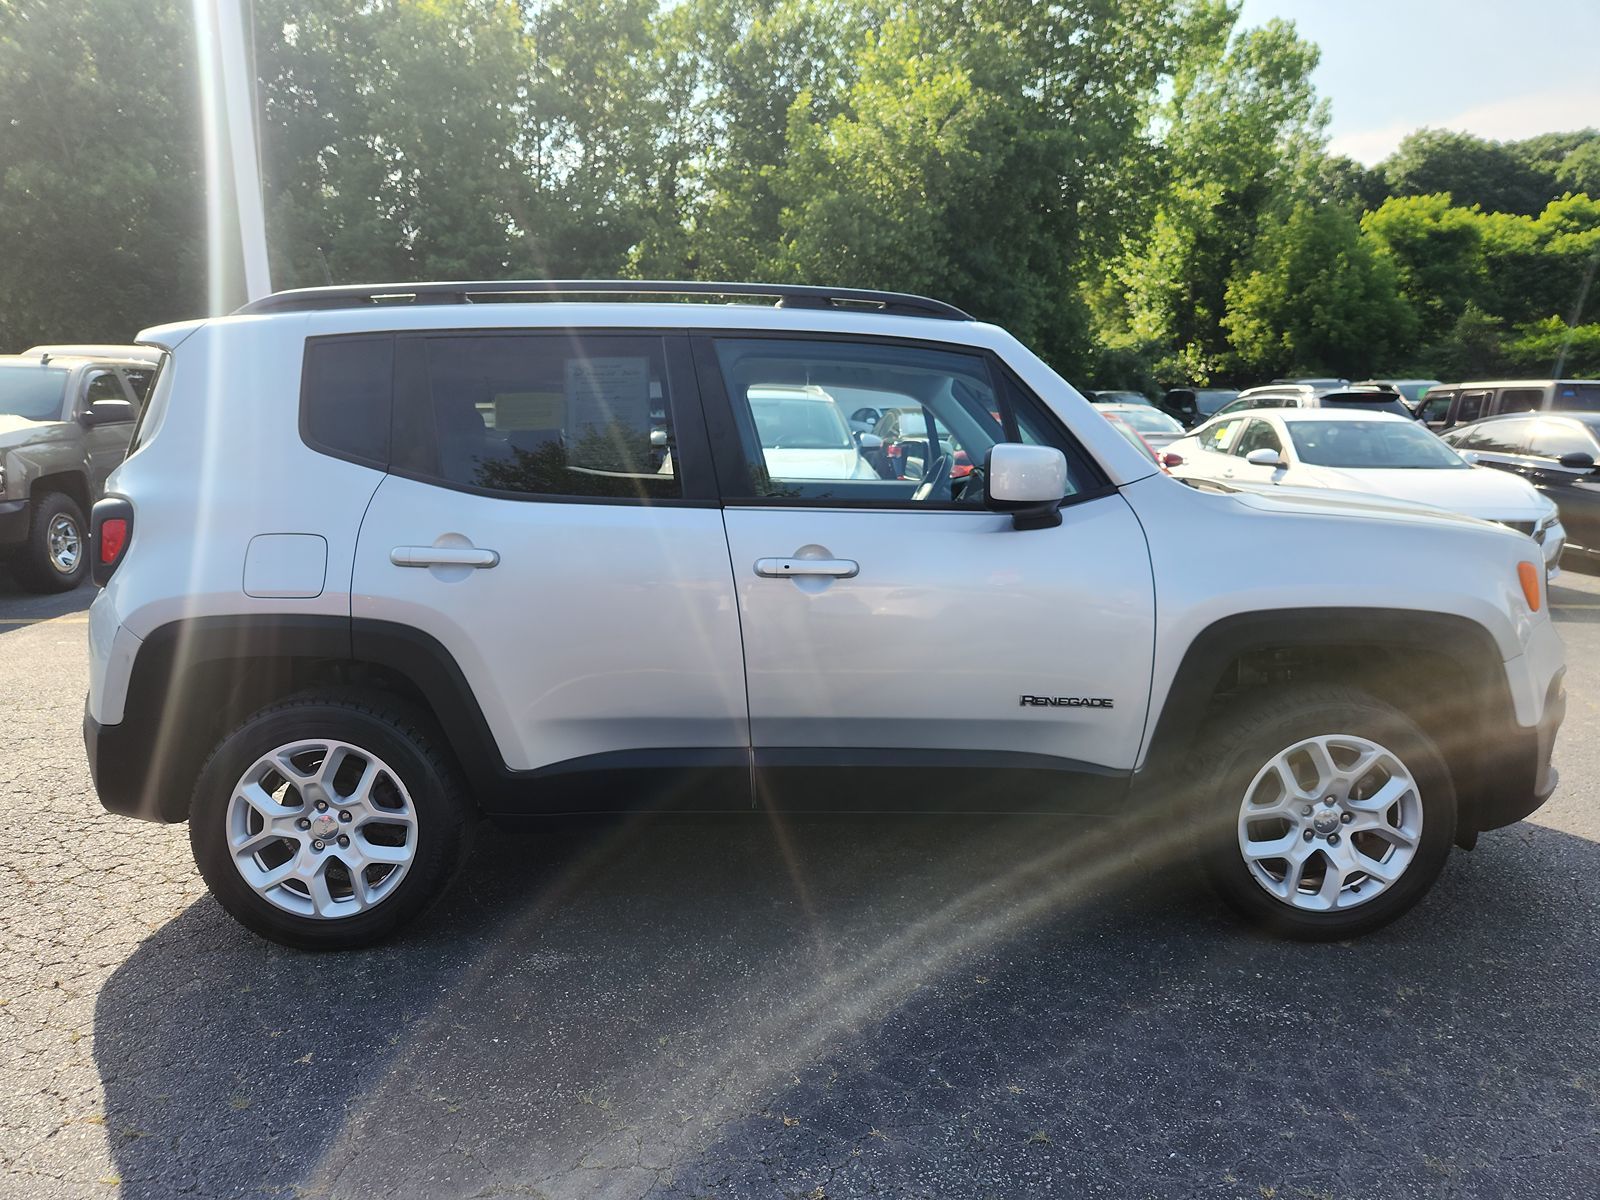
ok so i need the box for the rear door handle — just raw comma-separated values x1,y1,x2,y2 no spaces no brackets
391,546,500,569
754,557,859,579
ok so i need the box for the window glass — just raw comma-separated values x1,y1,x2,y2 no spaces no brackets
411,334,679,500
713,338,1086,504
1417,392,1454,423
121,368,153,401
1498,388,1542,414
1455,390,1490,423
85,372,126,406
1114,407,1183,436
1449,418,1532,454
1555,383,1600,412
302,337,393,466
1200,418,1245,454
0,364,67,420
1527,419,1600,462
1287,420,1468,469
1233,419,1283,457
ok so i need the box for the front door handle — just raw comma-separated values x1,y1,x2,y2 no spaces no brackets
754,556,859,579
391,546,500,569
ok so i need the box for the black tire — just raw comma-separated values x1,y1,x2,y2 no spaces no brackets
12,491,88,593
189,693,475,950
1190,684,1456,941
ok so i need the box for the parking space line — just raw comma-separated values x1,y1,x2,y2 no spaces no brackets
0,616,90,626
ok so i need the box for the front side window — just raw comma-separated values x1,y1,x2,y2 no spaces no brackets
712,337,1091,504
84,371,128,408
1233,419,1283,457
1417,392,1454,424
404,334,680,501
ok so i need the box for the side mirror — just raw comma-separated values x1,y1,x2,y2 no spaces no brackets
985,443,1068,530
80,399,135,427
856,432,883,451
1245,448,1285,467
1558,451,1596,471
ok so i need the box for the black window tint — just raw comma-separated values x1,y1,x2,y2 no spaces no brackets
1418,392,1454,423
302,337,393,466
1528,419,1599,461
1498,388,1542,414
410,334,679,501
84,372,126,405
1556,384,1600,412
1456,390,1490,423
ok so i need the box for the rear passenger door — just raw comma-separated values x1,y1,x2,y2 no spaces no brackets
342,331,751,810
698,333,1155,813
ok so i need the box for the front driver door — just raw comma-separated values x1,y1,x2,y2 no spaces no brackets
698,333,1156,813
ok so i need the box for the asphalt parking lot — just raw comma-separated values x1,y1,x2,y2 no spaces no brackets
1,573,1597,1200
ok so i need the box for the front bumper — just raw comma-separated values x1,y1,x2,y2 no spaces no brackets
1467,669,1564,833
0,498,29,549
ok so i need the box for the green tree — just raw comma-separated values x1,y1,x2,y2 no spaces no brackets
1380,128,1554,216
1223,201,1415,377
1100,7,1325,381
0,0,203,347
1555,139,1600,197
1361,194,1484,343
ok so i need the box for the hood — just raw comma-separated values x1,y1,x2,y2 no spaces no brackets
1304,465,1550,520
0,414,62,446
1186,478,1525,538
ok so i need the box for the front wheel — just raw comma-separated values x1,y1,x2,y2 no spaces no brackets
1191,685,1456,940
12,492,88,592
189,694,474,949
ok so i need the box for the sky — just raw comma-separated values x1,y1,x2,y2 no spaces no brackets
1236,0,1600,163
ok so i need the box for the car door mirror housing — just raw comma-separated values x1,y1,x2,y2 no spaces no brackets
80,399,135,427
985,443,1067,530
1558,451,1596,471
856,432,883,450
1244,448,1285,467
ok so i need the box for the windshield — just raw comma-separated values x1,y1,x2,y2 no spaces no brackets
0,364,68,420
748,392,854,450
1113,408,1182,435
1288,420,1469,468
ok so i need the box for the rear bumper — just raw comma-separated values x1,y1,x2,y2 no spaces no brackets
84,700,173,822
1467,669,1564,833
0,498,29,548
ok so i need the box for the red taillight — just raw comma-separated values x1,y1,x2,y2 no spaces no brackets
99,518,128,564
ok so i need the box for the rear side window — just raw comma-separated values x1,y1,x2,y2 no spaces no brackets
1556,383,1600,412
396,333,681,501
1527,419,1599,462
1455,390,1490,424
1498,388,1542,414
1448,418,1532,454
301,337,393,466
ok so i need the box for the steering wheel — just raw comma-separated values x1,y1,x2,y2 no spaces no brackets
912,454,952,503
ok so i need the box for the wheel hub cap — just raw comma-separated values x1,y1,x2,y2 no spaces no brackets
1237,733,1423,913
48,514,81,572
225,738,419,920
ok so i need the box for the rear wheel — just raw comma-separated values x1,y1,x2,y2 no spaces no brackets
189,694,474,949
13,492,87,593
1191,685,1456,940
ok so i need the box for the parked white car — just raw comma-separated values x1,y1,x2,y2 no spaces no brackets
1167,409,1565,573
747,385,881,480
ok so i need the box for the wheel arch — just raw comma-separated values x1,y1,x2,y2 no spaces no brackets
92,615,504,822
1138,608,1515,841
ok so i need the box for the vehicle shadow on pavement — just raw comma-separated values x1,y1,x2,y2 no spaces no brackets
93,814,1600,1200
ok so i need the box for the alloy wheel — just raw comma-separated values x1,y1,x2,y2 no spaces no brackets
225,739,419,919
47,513,81,574
1236,733,1423,912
